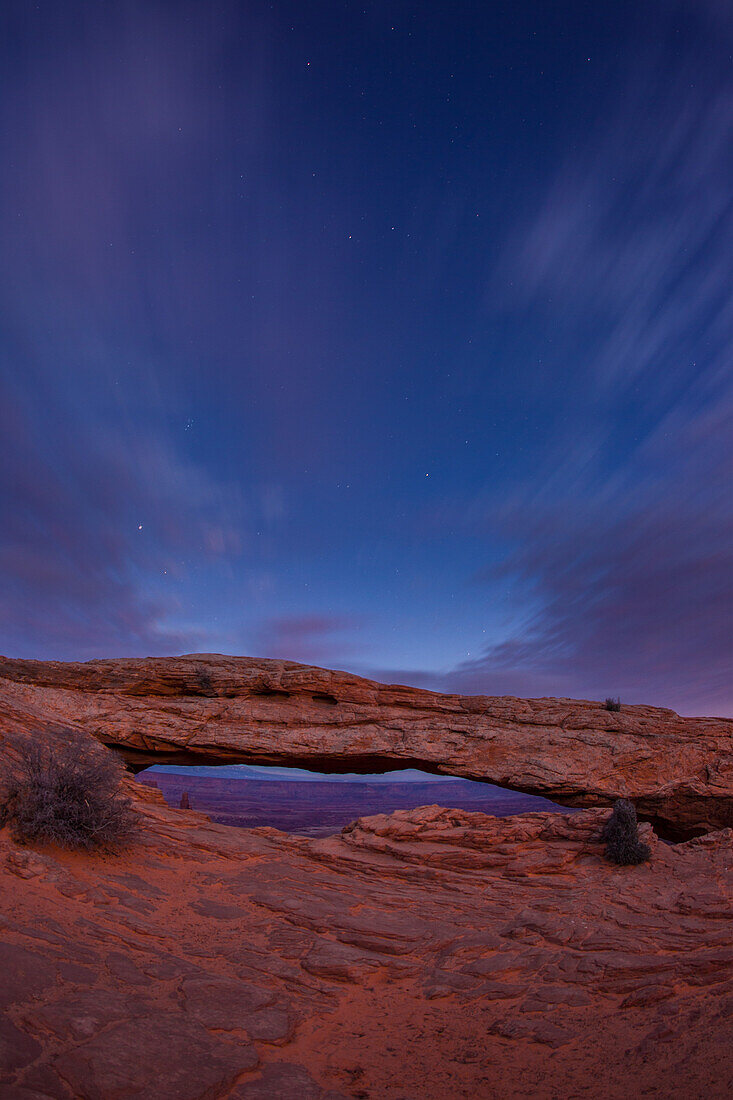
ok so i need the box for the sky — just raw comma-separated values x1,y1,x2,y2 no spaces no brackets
1,1,731,717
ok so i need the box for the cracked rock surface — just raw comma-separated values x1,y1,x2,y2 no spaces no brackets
1,787,732,1097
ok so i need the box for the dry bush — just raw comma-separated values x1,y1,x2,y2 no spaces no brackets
601,798,651,865
604,697,622,712
0,737,137,851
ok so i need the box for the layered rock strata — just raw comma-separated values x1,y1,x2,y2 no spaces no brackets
1,656,732,1097
1,790,732,1099
1,654,731,837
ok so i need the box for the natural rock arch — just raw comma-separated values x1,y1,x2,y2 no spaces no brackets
1,654,731,839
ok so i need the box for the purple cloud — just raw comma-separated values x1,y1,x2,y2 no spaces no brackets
253,614,364,667
0,369,250,658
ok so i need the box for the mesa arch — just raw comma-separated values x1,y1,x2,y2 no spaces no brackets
0,654,731,839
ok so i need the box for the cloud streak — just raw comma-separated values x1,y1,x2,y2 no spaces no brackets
439,23,733,715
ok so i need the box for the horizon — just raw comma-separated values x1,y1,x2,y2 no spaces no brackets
146,764,464,784
1,1,731,716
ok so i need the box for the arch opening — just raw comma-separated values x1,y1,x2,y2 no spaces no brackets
134,762,578,837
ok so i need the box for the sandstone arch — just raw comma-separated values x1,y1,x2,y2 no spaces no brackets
1,654,731,839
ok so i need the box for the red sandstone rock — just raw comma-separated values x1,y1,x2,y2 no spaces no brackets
1,657,732,1097
0,795,731,1098
1,654,732,835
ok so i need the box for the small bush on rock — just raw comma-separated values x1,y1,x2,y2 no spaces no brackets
604,697,621,712
0,738,137,851
601,799,650,865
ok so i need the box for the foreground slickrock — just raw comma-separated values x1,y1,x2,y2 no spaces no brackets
1,654,732,837
1,786,732,1099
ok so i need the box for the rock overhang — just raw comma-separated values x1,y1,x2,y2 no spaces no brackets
0,653,731,840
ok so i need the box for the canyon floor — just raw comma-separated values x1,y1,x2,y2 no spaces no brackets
1,656,732,1098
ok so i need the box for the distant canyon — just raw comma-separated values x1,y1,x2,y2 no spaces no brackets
137,769,574,837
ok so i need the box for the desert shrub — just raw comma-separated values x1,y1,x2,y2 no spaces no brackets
604,697,621,712
193,670,215,696
0,738,137,851
601,799,650,865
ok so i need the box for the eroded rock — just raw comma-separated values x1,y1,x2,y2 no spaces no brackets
1,654,732,835
1,792,732,1098
1,656,732,1097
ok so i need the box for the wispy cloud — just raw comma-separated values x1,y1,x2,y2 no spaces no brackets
0,363,253,657
253,614,364,666
439,24,733,715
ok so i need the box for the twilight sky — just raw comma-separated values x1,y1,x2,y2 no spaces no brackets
1,0,731,716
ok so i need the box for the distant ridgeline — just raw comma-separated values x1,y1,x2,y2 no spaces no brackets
137,768,575,837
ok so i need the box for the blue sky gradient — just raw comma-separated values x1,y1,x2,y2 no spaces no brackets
1,1,731,715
